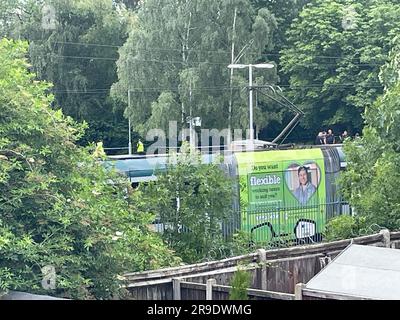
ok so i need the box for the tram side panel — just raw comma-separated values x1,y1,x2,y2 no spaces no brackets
234,149,327,245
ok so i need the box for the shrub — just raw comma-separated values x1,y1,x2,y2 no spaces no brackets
324,215,367,241
0,39,179,299
229,267,251,300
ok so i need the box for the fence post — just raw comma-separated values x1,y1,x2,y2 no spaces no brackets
257,249,267,291
295,283,305,300
206,279,216,300
380,229,391,248
172,278,181,300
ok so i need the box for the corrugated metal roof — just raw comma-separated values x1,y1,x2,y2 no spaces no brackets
305,244,400,300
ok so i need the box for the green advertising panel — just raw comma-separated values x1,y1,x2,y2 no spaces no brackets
235,149,326,244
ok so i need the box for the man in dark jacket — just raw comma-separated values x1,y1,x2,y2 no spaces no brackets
325,129,335,144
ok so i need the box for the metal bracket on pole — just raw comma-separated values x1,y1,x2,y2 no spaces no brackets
252,85,305,145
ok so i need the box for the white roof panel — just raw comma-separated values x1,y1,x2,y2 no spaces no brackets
306,244,400,300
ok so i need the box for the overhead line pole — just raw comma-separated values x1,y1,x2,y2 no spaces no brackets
128,90,132,155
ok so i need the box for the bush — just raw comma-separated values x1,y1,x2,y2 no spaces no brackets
0,39,179,299
324,215,367,242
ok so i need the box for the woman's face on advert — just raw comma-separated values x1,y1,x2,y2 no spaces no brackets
299,169,307,186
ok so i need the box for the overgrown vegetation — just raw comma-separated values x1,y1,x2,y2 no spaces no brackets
324,215,368,241
138,144,236,263
0,39,179,299
341,37,400,231
280,0,400,134
229,267,251,300
0,0,134,148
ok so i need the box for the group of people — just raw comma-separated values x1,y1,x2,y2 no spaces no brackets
315,129,349,145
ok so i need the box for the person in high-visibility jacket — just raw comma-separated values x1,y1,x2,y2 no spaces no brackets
93,141,106,158
136,139,144,154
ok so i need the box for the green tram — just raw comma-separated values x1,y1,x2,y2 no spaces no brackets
105,145,347,244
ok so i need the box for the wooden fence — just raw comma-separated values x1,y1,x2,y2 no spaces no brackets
124,230,400,300
174,279,295,300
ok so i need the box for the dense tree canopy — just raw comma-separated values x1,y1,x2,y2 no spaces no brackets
0,0,133,149
252,0,311,51
341,36,400,230
280,0,400,135
0,39,179,299
112,0,279,140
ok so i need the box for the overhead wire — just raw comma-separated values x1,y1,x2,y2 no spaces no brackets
44,41,384,66
43,41,385,94
50,54,383,68
43,40,388,63
51,82,383,94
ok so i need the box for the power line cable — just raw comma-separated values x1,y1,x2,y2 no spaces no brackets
50,54,383,67
51,41,120,48
42,40,387,63
280,83,382,89
51,54,118,61
45,40,258,55
52,82,383,94
51,86,244,93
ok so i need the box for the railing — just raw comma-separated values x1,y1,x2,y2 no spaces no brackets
151,201,351,249
243,201,348,247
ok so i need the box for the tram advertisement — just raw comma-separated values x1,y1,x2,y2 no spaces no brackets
235,149,327,243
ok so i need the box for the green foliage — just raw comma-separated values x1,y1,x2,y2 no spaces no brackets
340,37,400,230
0,39,179,299
112,0,279,137
139,144,234,263
227,231,255,257
0,0,133,148
325,215,368,241
229,267,250,300
280,0,400,134
252,0,311,51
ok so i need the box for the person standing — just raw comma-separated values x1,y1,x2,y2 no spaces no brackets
340,130,349,143
315,132,325,145
325,129,335,144
93,141,106,158
136,139,144,155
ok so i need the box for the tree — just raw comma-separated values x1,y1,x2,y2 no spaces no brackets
280,0,400,135
340,36,400,230
252,0,311,51
0,39,179,299
1,0,133,149
138,144,234,263
112,0,278,141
